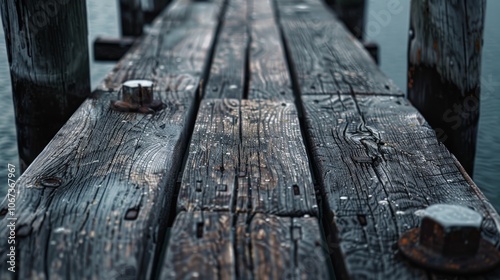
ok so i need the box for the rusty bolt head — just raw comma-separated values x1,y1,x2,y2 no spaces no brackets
420,204,482,256
398,204,500,274
122,80,154,106
110,80,164,113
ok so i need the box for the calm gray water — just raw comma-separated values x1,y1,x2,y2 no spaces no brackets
0,1,499,210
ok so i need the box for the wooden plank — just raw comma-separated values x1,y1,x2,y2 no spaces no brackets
99,0,225,92
0,91,195,279
302,94,500,279
237,214,331,279
275,0,402,96
160,211,331,279
0,0,225,278
176,99,318,216
248,0,294,100
205,0,249,99
159,211,236,279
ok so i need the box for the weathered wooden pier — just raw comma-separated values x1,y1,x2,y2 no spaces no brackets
1,0,499,279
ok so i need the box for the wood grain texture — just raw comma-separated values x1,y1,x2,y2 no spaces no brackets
274,0,402,96
0,0,224,278
161,211,331,279
0,90,195,279
237,214,331,279
99,0,225,92
176,99,317,216
407,0,486,175
302,94,500,279
160,211,236,279
247,0,294,100
205,0,249,99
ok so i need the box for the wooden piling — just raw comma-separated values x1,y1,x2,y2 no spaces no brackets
407,0,486,176
326,0,366,40
0,0,91,170
119,0,143,36
144,0,170,22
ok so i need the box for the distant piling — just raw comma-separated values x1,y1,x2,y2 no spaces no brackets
144,0,170,23
0,0,91,170
407,0,486,176
326,0,366,40
119,0,144,36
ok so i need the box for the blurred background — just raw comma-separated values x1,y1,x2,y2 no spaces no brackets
1,0,499,210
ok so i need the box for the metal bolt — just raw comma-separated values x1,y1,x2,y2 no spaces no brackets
123,80,154,106
420,204,481,256
111,80,163,113
399,204,500,274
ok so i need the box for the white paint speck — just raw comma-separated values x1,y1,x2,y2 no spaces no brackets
414,209,426,217
54,227,71,234
378,199,389,206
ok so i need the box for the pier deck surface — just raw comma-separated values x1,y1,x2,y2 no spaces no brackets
1,0,499,279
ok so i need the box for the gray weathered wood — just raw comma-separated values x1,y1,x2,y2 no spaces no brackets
0,0,91,170
0,91,194,279
160,211,236,279
205,0,293,101
237,214,331,279
302,94,500,279
0,0,225,278
100,0,225,92
205,0,249,99
176,99,318,216
119,0,144,36
161,211,331,279
275,0,401,96
248,0,294,100
407,0,486,176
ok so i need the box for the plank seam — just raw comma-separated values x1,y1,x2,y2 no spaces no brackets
152,0,231,278
272,0,350,278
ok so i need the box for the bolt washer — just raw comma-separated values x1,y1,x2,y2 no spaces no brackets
399,228,500,274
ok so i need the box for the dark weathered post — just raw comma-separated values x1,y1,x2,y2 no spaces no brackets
144,0,170,23
119,0,143,36
153,0,170,13
0,0,91,170
326,0,366,40
407,0,486,176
